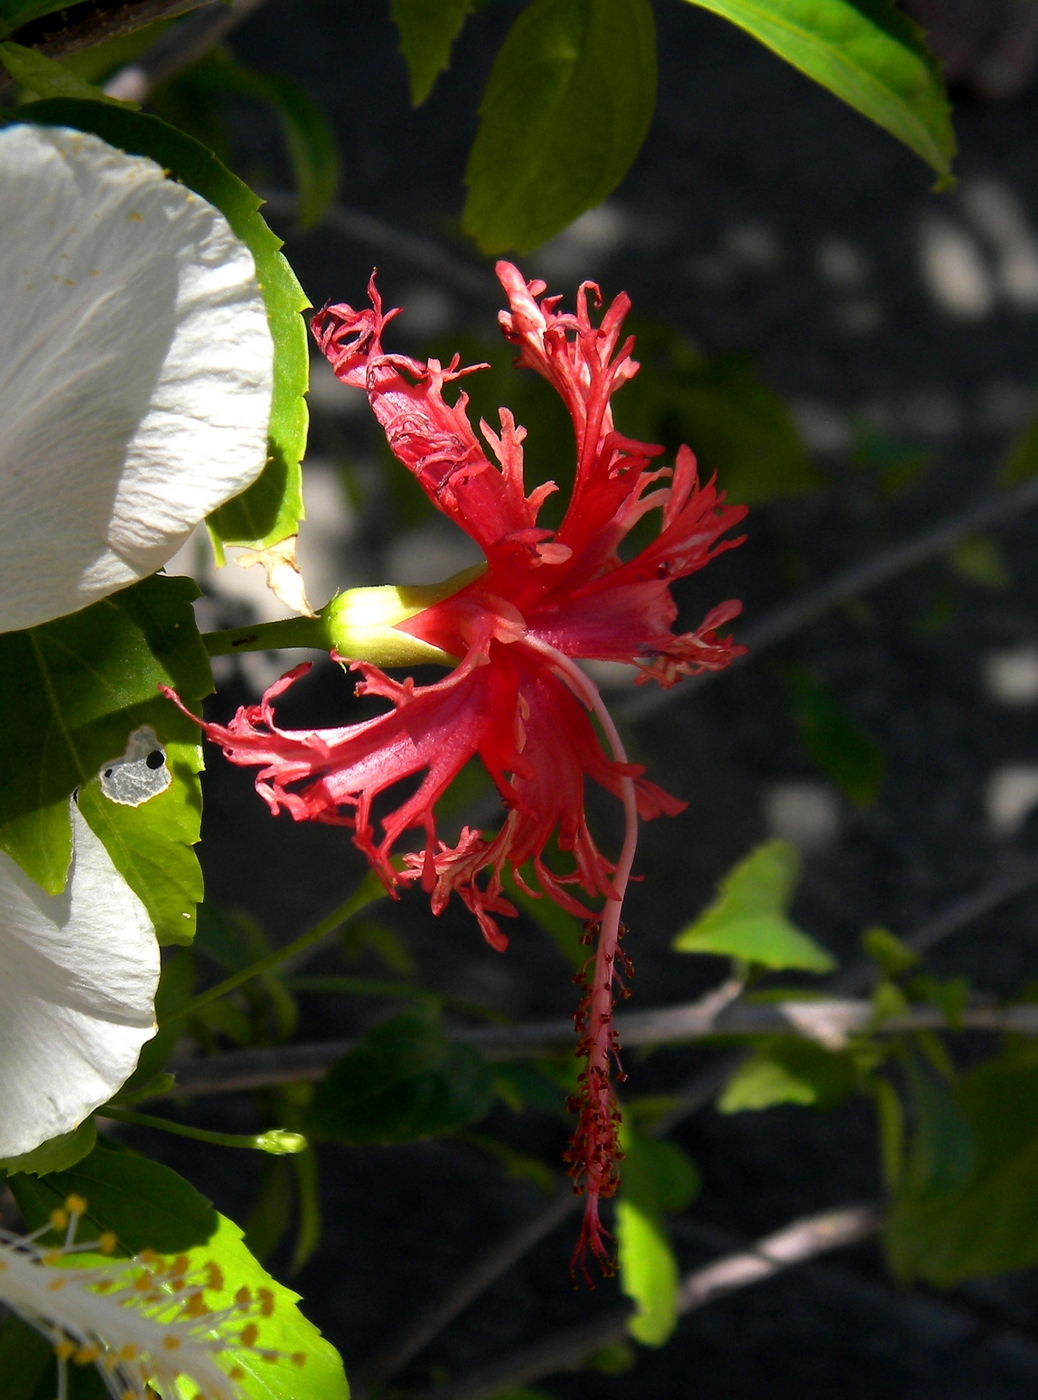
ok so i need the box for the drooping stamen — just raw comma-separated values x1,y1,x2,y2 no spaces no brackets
522,639,639,1280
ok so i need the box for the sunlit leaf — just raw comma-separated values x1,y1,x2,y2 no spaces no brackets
10,1141,349,1400
616,1125,698,1347
673,840,835,971
785,666,885,808
463,0,657,253
391,0,472,104
17,98,309,552
681,0,954,182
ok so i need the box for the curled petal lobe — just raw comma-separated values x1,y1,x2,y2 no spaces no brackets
0,123,273,634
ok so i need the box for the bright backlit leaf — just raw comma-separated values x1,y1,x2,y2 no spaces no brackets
17,98,309,552
0,575,210,898
616,1124,698,1346
391,0,473,104
681,0,954,183
305,1008,495,1144
673,840,835,971
10,1141,349,1400
463,0,657,253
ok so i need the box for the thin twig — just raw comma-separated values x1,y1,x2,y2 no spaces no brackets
403,1204,882,1400
101,0,270,101
163,987,1038,1097
618,473,1038,725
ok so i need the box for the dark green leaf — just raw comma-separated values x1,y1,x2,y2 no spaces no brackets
785,667,885,808
673,840,835,971
185,50,339,230
11,1142,348,1400
885,1042,1038,1284
681,0,954,182
463,0,657,253
0,0,66,35
12,98,309,551
0,1119,97,1176
391,0,473,104
616,330,821,504
946,535,1011,589
1000,408,1038,486
305,1010,495,1144
718,1039,857,1112
0,1317,55,1399
0,574,210,895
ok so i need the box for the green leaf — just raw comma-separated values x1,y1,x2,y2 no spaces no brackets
946,535,1011,589
673,840,835,972
185,50,339,230
305,1009,495,1144
391,0,473,104
0,0,66,35
0,1317,62,1400
12,98,310,551
0,574,210,894
503,865,586,971
885,1042,1038,1284
718,1039,856,1112
681,0,954,183
0,39,129,102
616,1126,698,1347
616,331,821,504
0,1119,96,1176
463,0,657,254
1000,408,1038,486
77,704,204,945
862,925,921,977
10,1142,349,1400
785,667,885,807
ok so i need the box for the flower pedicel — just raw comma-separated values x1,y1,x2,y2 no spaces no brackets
165,262,747,1272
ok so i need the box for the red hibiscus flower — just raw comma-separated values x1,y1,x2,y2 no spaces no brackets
165,262,746,1272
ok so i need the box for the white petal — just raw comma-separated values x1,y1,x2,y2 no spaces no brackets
0,123,275,634
0,804,158,1158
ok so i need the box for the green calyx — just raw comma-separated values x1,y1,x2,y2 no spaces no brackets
202,563,485,667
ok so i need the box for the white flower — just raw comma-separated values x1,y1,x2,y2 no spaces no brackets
0,803,158,1158
0,1195,304,1399
0,121,275,635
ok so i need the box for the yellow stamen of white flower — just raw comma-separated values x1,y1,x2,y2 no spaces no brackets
0,1197,307,1399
